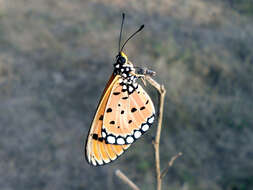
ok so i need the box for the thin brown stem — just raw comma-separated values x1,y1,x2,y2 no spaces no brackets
146,76,166,190
115,170,140,190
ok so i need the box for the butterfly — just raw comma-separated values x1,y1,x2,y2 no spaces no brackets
85,13,155,166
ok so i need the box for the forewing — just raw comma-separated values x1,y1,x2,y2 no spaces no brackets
102,81,155,145
85,74,131,166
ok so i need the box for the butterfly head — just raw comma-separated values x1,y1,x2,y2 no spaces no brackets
112,13,144,93
113,51,134,75
116,51,128,65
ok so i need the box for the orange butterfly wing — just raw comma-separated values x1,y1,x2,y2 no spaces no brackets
102,79,155,145
85,74,130,166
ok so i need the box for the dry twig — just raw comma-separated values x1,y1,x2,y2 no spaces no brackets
145,76,166,190
160,152,183,179
115,170,140,190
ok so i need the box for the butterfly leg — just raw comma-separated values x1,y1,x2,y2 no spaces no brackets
134,67,156,77
130,71,149,86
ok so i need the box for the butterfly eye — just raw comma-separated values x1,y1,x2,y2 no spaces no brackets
118,56,126,64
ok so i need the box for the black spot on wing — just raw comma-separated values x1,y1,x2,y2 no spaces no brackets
122,97,128,100
92,134,98,140
110,121,115,125
98,137,103,142
106,108,112,113
140,106,145,110
92,134,104,142
128,120,132,124
113,92,120,95
99,115,103,120
121,110,124,114
131,108,137,113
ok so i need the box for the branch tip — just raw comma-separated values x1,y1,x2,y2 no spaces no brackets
115,169,140,190
160,152,183,179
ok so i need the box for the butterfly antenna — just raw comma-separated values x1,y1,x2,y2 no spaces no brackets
121,24,144,52
118,13,125,53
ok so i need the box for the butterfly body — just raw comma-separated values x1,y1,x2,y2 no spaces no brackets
113,52,138,94
85,14,155,166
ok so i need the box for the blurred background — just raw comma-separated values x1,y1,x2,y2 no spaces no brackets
0,0,253,190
